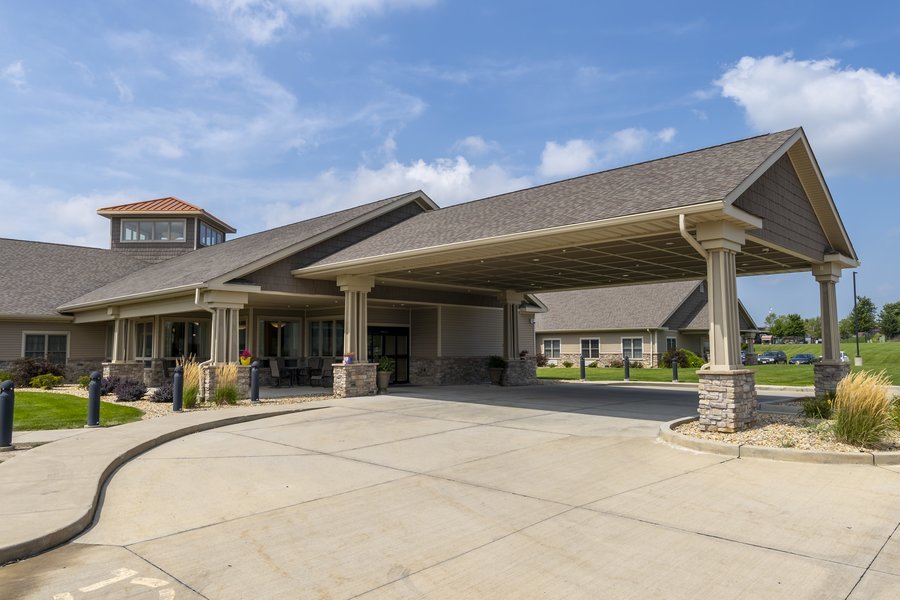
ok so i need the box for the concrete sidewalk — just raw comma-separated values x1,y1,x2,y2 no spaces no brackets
2,384,899,599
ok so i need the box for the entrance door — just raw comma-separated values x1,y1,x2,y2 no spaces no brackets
368,326,409,384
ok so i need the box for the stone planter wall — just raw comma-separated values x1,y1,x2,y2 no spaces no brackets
814,361,851,398
102,362,144,382
409,356,538,386
334,363,376,398
143,358,166,387
697,369,757,433
502,358,537,386
200,363,251,402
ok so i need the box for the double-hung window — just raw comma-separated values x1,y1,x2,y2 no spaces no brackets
580,338,600,359
666,337,677,352
23,333,68,364
542,339,561,359
622,337,643,359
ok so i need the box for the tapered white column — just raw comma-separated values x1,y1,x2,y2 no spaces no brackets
697,222,745,370
338,275,375,363
502,291,525,360
812,262,842,362
111,317,126,363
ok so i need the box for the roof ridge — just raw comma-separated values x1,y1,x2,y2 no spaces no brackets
0,237,114,252
429,128,800,213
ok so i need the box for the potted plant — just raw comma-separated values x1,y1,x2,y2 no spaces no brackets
487,355,507,385
376,356,395,393
239,349,252,366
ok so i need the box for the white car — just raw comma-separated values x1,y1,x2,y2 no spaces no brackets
840,351,850,363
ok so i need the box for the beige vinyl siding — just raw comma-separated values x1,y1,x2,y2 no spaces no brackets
0,320,108,360
410,308,438,358
441,306,503,357
518,312,535,356
368,307,410,325
537,331,657,359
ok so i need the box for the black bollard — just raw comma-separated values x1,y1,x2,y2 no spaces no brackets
87,371,101,427
250,361,260,404
623,354,630,381
672,360,679,383
0,380,14,449
173,366,184,413
579,356,586,381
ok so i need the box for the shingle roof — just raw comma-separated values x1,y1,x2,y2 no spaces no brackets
60,192,420,310
306,129,798,267
0,239,149,317
534,281,701,331
97,196,237,233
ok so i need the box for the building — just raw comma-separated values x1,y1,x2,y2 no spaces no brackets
0,128,858,431
535,281,758,367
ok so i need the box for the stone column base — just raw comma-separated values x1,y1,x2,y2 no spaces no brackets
814,361,850,398
502,358,537,386
744,353,757,366
101,362,144,382
697,369,757,433
334,363,376,398
143,358,166,387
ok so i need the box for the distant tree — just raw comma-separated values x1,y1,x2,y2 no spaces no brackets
770,313,806,338
847,296,877,336
804,316,822,340
879,301,900,340
764,311,777,330
839,317,855,339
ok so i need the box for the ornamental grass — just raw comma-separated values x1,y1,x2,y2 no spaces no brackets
178,355,201,409
832,370,893,447
212,362,239,405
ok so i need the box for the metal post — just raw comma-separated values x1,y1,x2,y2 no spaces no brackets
853,271,862,366
0,380,14,450
87,371,101,427
172,366,184,413
250,360,260,404
672,360,678,383
579,356,586,381
623,353,630,381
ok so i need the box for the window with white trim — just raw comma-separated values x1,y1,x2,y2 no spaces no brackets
23,333,68,364
542,339,560,359
198,222,225,247
121,219,186,242
134,321,153,360
307,319,343,357
580,338,600,359
622,337,643,359
259,318,303,357
666,337,677,352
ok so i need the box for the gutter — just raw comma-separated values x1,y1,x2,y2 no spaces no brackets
679,214,708,259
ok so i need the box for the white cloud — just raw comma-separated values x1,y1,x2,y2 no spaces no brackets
2,60,26,89
656,127,677,143
452,135,499,156
111,75,134,102
716,54,900,174
538,139,596,178
115,136,185,160
194,0,436,43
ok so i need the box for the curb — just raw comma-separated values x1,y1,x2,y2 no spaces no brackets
658,416,900,466
0,405,326,566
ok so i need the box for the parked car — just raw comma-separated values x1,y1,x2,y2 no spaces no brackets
758,350,787,364
789,353,818,365
740,350,746,364
840,351,850,363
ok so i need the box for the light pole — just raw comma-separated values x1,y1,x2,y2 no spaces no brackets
853,271,862,366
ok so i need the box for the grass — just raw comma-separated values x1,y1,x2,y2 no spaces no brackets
538,341,900,386
12,391,144,430
832,370,893,446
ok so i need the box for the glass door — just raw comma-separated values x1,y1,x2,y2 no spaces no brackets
367,326,409,384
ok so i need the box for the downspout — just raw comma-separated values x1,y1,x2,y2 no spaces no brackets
679,214,707,259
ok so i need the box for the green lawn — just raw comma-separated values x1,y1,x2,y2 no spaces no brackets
538,341,900,386
12,391,144,430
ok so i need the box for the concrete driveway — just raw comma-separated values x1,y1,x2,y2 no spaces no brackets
2,383,900,599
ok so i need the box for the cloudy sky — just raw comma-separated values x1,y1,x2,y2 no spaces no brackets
1,1,898,323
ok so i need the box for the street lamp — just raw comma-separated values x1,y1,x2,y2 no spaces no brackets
853,271,862,367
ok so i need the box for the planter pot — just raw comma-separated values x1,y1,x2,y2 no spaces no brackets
239,357,252,366
489,367,504,385
376,371,391,393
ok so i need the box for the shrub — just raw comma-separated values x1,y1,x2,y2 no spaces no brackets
562,361,574,368
77,375,92,389
150,382,174,403
114,378,147,402
377,356,396,372
100,375,121,395
29,374,64,389
662,348,705,369
801,395,833,419
587,361,598,368
609,358,624,368
211,363,239,405
546,362,557,368
10,357,66,388
0,371,12,383
534,353,548,367
630,360,643,369
832,370,892,446
178,355,201,409
487,355,507,369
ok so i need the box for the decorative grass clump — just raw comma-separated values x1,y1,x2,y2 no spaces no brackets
212,362,239,405
801,395,833,419
179,355,201,409
832,370,893,447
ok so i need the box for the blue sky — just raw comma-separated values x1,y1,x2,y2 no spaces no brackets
1,1,898,324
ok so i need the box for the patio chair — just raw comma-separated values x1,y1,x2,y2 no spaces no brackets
308,356,324,386
270,358,292,387
321,361,334,388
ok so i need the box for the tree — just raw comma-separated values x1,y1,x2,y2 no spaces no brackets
848,296,877,336
804,316,822,340
839,317,855,339
770,313,805,338
764,311,777,330
879,301,900,340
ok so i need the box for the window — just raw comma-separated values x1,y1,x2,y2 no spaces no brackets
580,338,600,359
666,337,677,352
542,339,560,359
198,222,225,247
163,320,210,360
134,321,153,359
259,319,302,357
308,319,344,357
121,219,186,242
622,337,643,359
23,333,68,364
